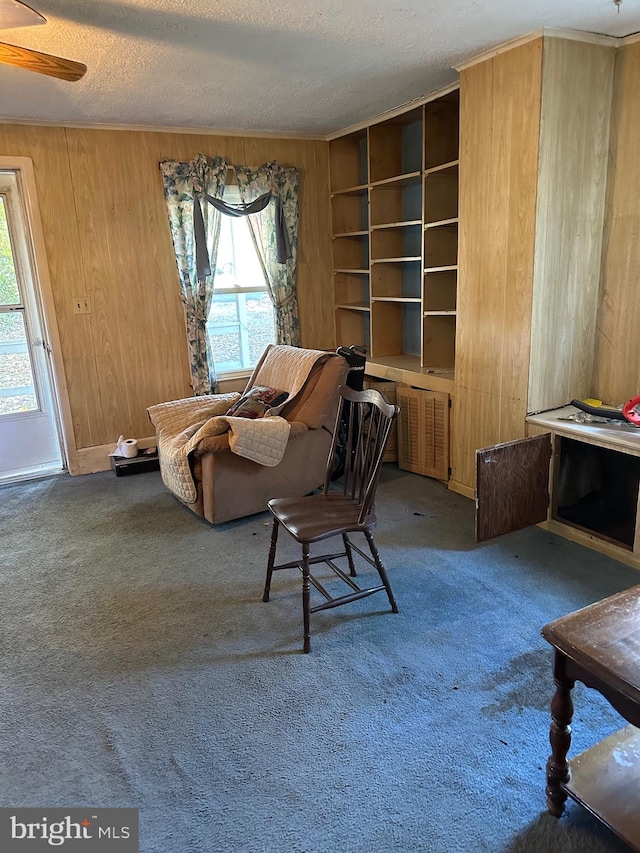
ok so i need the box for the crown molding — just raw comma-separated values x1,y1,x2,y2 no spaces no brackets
621,31,640,46
455,27,619,73
0,116,326,141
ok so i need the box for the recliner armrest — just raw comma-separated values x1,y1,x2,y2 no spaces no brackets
193,419,309,458
147,392,240,434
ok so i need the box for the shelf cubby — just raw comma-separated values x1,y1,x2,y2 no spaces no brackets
331,189,368,234
424,89,460,170
371,224,421,261
423,314,456,369
368,107,423,184
334,271,370,309
371,260,421,299
371,300,422,359
424,223,458,268
424,167,459,223
332,233,369,270
335,306,370,351
370,181,422,228
423,268,457,313
329,129,368,192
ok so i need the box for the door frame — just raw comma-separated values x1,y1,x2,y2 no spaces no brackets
0,156,74,474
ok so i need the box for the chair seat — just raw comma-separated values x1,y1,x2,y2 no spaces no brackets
268,493,376,542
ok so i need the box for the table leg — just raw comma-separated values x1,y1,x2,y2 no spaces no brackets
546,650,575,816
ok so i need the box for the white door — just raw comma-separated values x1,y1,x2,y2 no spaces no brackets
0,170,63,482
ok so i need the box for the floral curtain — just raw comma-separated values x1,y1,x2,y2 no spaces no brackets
160,154,227,395
235,162,300,347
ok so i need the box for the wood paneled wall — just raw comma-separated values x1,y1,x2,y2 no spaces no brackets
451,39,543,492
0,125,333,469
528,38,614,414
593,41,640,406
452,36,616,494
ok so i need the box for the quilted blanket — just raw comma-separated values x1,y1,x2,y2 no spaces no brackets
147,346,330,503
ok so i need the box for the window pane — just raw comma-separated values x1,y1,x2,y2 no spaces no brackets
246,292,276,364
0,196,20,305
207,291,275,372
213,186,266,291
0,310,37,414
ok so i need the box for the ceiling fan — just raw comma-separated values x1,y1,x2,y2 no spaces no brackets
0,0,86,81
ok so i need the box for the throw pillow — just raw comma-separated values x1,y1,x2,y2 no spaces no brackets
225,386,289,420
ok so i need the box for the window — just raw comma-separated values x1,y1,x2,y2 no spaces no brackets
206,185,276,375
0,192,38,414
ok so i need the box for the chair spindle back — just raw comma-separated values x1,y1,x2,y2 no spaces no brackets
324,386,399,522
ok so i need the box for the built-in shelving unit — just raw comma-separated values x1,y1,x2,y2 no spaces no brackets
329,86,460,383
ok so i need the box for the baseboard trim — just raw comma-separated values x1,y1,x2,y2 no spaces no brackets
448,479,475,500
71,436,157,475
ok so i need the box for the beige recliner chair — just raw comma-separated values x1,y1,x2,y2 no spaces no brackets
148,345,349,524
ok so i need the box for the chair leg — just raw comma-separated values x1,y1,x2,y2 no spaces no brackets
364,529,399,614
343,532,357,577
302,541,311,653
263,517,279,603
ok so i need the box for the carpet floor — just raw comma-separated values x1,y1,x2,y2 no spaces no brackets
1,466,638,852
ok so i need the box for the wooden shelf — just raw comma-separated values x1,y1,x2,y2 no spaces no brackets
564,726,640,851
335,302,370,311
334,268,369,275
424,159,459,175
372,257,421,264
371,220,422,231
424,309,456,316
424,264,458,273
332,230,368,238
372,297,422,303
370,172,422,188
331,184,368,196
425,217,459,229
366,354,455,393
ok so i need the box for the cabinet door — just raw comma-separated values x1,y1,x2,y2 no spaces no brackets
397,386,449,480
475,433,551,542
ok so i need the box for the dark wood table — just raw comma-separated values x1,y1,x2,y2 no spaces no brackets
542,585,640,851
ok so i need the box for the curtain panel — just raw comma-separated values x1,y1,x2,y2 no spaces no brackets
235,162,300,347
160,154,227,395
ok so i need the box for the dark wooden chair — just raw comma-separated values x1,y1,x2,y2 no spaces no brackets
263,385,400,653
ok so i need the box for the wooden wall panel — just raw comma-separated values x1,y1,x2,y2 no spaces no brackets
528,39,614,414
593,42,640,406
452,39,543,490
0,124,104,449
0,125,333,465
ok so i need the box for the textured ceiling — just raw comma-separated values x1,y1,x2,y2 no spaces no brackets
0,0,639,136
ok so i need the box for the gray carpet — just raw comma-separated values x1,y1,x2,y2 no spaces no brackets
1,466,638,852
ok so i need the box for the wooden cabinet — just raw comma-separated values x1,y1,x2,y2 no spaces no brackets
397,385,450,481
329,87,459,378
362,375,451,478
450,35,616,497
475,407,640,570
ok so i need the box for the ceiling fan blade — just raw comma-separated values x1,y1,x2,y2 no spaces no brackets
0,0,45,29
0,41,86,80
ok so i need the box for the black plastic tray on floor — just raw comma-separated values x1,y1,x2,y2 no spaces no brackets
110,451,159,477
